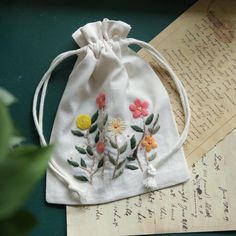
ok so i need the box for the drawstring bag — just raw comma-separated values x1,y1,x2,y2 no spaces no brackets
33,19,191,205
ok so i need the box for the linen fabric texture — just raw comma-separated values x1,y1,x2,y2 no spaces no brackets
35,19,190,205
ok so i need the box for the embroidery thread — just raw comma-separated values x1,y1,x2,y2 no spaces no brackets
67,94,160,184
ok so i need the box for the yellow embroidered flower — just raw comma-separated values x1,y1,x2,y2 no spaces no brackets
108,118,126,135
141,135,158,152
76,114,92,130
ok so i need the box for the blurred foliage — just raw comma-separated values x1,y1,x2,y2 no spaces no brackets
0,88,52,236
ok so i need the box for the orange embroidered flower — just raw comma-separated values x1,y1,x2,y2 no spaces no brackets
141,135,157,152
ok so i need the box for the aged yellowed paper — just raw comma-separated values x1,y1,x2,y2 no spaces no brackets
67,128,236,235
139,0,236,166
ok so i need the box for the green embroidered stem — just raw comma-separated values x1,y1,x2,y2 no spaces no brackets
112,135,121,179
144,151,149,166
101,153,106,177
85,130,98,184
132,117,147,172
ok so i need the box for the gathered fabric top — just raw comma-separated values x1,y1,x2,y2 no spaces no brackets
72,18,131,47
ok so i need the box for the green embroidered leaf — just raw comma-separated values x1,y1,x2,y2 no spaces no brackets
109,138,118,149
117,159,126,170
75,146,86,154
103,113,108,125
74,175,89,182
97,158,104,168
108,152,117,165
148,127,153,134
130,135,136,149
145,113,154,125
89,123,98,134
148,153,157,162
119,142,127,154
67,159,79,167
153,114,160,127
95,131,100,143
131,125,144,133
86,146,93,156
132,148,138,159
126,164,139,170
114,169,124,179
127,156,136,161
91,110,99,124
151,125,160,135
80,158,87,168
71,130,85,137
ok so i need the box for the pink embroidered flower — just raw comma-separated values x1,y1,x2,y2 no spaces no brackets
96,92,106,109
129,98,149,118
96,141,105,154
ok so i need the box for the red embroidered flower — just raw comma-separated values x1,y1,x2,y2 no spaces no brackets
129,98,149,118
96,92,106,109
96,141,105,154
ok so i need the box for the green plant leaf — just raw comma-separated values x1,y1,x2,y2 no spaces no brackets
74,175,89,182
108,152,117,165
153,114,160,127
125,164,139,170
0,101,12,161
0,88,17,106
80,158,87,168
0,145,52,219
9,136,25,148
86,146,93,156
130,135,136,149
0,208,37,236
109,138,118,149
117,159,126,170
95,131,100,143
127,156,136,161
75,146,86,154
71,130,84,137
131,125,144,133
114,169,124,179
148,153,157,162
145,113,154,125
97,159,104,168
91,110,99,124
67,159,79,167
89,124,97,134
119,142,127,154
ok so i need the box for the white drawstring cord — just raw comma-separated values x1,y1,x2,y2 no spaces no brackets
33,37,190,193
32,47,87,201
123,38,191,189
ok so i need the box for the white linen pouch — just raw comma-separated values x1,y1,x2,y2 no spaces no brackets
33,19,191,205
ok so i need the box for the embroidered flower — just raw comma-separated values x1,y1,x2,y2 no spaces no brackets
141,135,157,152
76,114,92,130
129,98,149,118
108,118,126,135
96,92,106,109
96,141,105,154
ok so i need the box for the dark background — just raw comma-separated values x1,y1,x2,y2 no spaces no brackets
1,0,236,235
